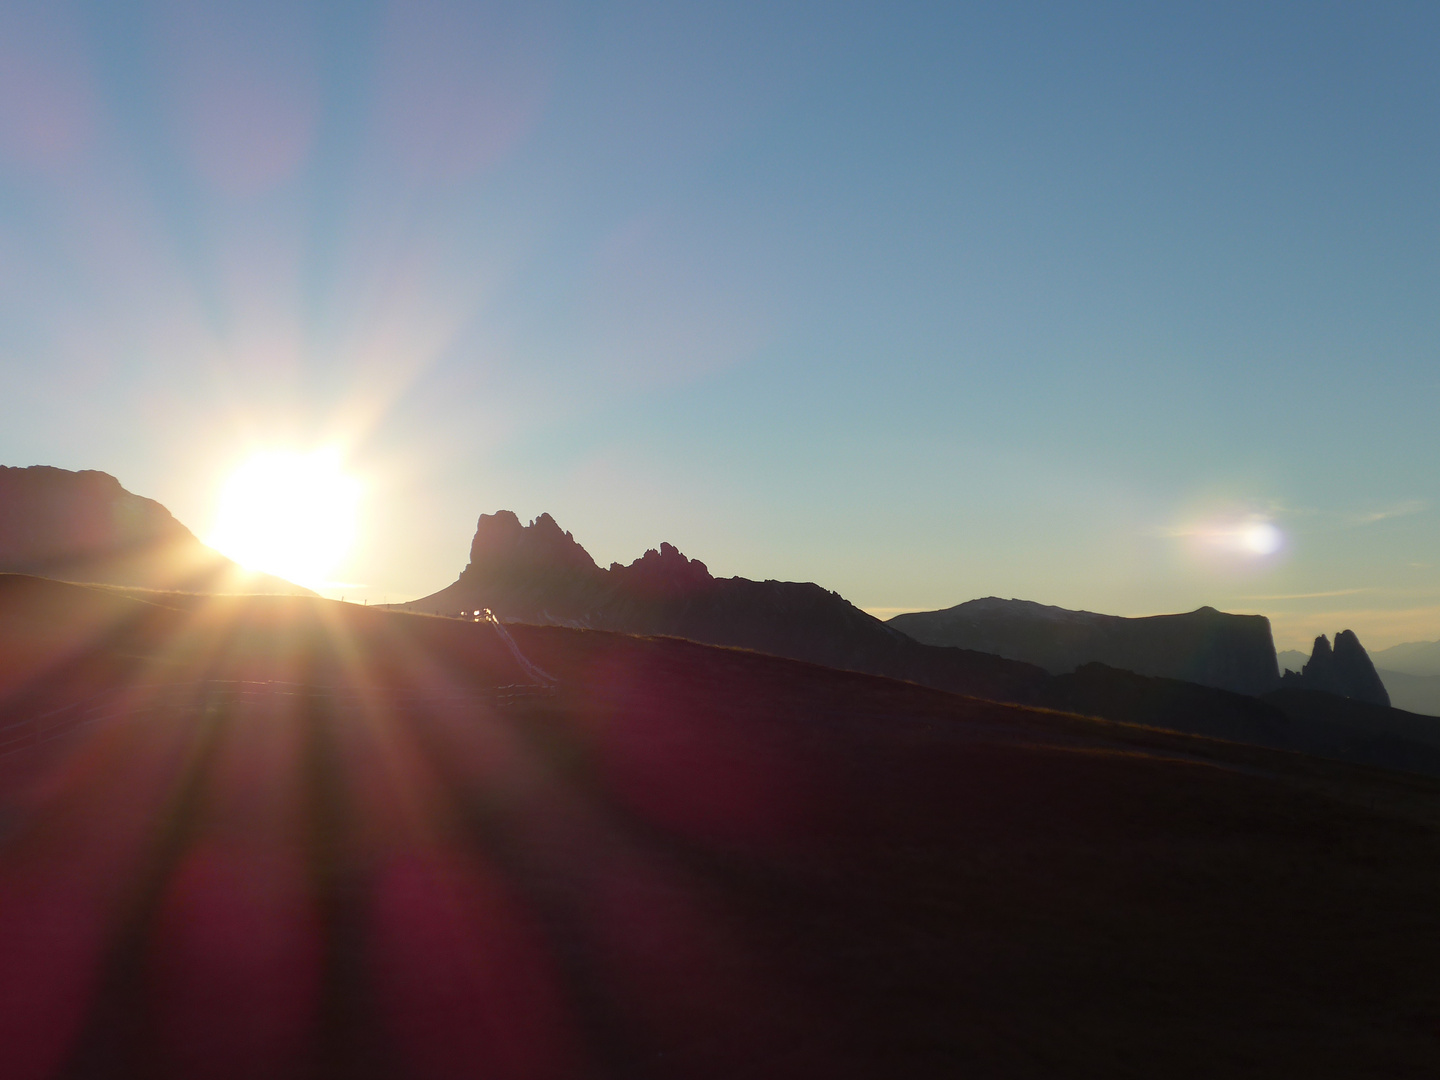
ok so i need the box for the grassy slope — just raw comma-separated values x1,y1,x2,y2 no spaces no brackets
0,576,1437,1078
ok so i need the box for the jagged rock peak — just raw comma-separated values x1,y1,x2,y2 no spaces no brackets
459,511,716,592
1333,630,1367,662
462,510,599,576
614,541,713,593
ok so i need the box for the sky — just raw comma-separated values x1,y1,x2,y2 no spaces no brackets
0,0,1436,649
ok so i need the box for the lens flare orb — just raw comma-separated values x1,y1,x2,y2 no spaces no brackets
1170,512,1287,571
1239,521,1283,556
208,449,361,589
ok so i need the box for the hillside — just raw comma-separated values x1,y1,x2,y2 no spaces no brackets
0,465,307,594
1,576,1440,1076
888,596,1280,694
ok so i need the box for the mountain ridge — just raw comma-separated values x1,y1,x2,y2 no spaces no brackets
397,511,1440,774
401,510,1049,703
887,595,1281,695
1370,639,1440,677
0,465,309,595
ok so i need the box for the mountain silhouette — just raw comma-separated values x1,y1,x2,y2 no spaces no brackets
399,511,1440,775
0,465,308,594
1280,630,1391,707
401,511,1048,703
888,597,1280,694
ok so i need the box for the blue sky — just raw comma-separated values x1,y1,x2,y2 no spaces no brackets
0,1,1436,647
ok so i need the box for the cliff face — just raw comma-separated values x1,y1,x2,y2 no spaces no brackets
888,597,1281,696
405,512,1048,704
0,465,307,594
1280,631,1391,707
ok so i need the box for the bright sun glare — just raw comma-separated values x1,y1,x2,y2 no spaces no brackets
208,449,361,589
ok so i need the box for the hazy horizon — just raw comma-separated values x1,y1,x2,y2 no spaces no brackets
1,2,1436,651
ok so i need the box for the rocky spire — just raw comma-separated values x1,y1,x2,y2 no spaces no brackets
611,541,714,596
1284,630,1391,707
1330,629,1391,707
461,511,601,579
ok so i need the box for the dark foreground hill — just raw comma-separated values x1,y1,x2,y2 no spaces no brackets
401,511,1047,703
889,596,1280,694
2,575,1440,1078
0,465,306,594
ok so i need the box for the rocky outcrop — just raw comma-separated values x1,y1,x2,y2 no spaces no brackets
1280,631,1390,707
404,512,1048,704
888,597,1281,695
0,465,306,594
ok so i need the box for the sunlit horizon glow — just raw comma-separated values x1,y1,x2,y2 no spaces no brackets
207,449,361,590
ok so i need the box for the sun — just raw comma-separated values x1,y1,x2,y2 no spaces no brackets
207,449,362,589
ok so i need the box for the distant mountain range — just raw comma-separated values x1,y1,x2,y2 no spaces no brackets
0,466,307,594
389,511,1440,775
1371,639,1440,677
1369,671,1440,718
3,471,1437,760
891,597,1407,709
1,469,1423,716
887,597,1280,695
